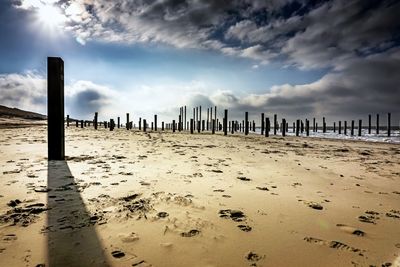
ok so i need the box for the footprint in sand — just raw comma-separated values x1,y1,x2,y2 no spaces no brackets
304,237,363,254
237,176,251,181
336,224,365,236
181,229,200,237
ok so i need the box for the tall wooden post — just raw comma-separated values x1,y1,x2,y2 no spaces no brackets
94,112,98,130
282,119,286,137
207,108,209,131
344,121,347,135
162,121,164,131
199,106,202,128
184,106,187,131
47,57,65,160
339,121,341,134
274,114,277,135
126,113,129,130
245,112,249,135
66,115,69,127
368,114,371,134
323,117,326,133
376,114,379,134
351,120,354,136
296,119,300,136
80,120,83,128
117,117,120,128
333,122,336,133
358,120,362,136
265,118,270,137
139,118,142,131
313,118,316,132
190,119,194,134
143,119,147,132
212,119,215,134
178,115,181,132
172,120,175,133
224,109,228,136
261,113,265,135
306,119,310,136
388,113,391,137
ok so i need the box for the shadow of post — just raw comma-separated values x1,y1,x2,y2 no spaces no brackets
47,160,110,267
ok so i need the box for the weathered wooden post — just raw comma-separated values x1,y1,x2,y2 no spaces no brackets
80,120,83,128
296,119,300,136
339,121,342,134
84,120,87,127
344,121,347,135
104,121,107,129
214,106,217,123
139,117,142,131
316,122,318,132
212,119,215,134
162,121,164,131
154,115,158,131
245,112,249,135
261,113,265,135
117,117,120,128
274,114,277,135
202,120,205,131
151,122,154,131
126,113,129,130
223,109,228,136
178,115,182,132
252,120,255,132
333,122,336,133
199,106,202,129
66,115,69,127
368,114,371,134
184,106,187,131
293,122,295,133
376,114,379,134
143,119,147,132
323,117,326,133
306,119,310,136
207,108,209,131
351,120,354,136
388,113,391,137
231,120,234,134
301,120,304,133
172,120,175,133
110,119,115,131
47,57,65,160
217,119,219,131
282,119,286,137
190,119,194,134
265,118,270,137
358,120,362,136
313,118,316,132
94,112,98,130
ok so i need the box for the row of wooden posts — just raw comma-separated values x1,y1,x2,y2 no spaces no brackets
65,107,395,138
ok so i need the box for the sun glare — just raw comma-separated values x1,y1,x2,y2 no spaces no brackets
35,3,66,31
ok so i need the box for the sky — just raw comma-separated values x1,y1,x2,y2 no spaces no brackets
0,0,399,124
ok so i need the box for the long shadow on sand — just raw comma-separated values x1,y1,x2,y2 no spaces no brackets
47,160,109,267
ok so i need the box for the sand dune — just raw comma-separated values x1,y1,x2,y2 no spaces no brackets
0,124,399,266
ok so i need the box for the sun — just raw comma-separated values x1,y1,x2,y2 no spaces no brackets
35,3,66,30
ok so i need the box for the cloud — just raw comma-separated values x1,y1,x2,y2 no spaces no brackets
0,72,46,114
13,0,400,71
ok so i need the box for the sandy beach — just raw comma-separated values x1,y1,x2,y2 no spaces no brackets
0,123,399,267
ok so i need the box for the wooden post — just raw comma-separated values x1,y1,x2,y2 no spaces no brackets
376,114,379,134
261,113,264,135
178,115,182,132
190,119,194,134
368,114,371,134
151,122,154,131
126,113,129,130
306,119,310,136
110,119,114,131
224,109,228,136
282,119,286,137
84,120,87,127
274,114,277,135
154,115,157,131
139,118,142,131
143,119,147,132
293,122,295,133
184,106,186,131
344,121,347,135
104,121,107,129
80,120,83,128
172,120,175,133
265,118,270,137
388,113,391,137
252,120,255,132
333,122,336,133
202,120,205,131
358,120,362,136
47,57,65,160
214,106,217,124
117,117,120,128
245,112,249,135
351,120,354,136
66,115,69,127
212,119,215,134
301,120,304,133
339,121,341,134
316,123,318,132
199,106,202,128
207,108,209,131
231,120,234,134
323,117,326,133
94,112,98,130
162,121,164,131
296,119,300,136
313,117,316,132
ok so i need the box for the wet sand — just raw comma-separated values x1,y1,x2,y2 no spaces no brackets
0,124,399,266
